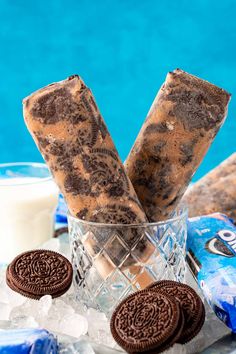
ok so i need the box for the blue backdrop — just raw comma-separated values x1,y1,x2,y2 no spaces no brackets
0,0,235,180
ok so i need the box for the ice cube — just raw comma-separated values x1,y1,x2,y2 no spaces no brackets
91,341,124,354
51,299,75,317
86,309,116,348
63,293,87,316
86,308,107,322
38,298,74,332
43,316,61,333
59,338,95,354
11,315,38,329
90,319,116,348
59,344,77,354
38,295,52,317
59,314,88,338
34,295,53,327
10,298,37,321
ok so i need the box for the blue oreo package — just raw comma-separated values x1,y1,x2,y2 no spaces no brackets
0,328,58,354
55,194,68,224
187,213,236,332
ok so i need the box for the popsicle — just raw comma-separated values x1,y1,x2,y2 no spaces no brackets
125,69,231,221
23,75,147,225
183,153,236,221
23,76,153,280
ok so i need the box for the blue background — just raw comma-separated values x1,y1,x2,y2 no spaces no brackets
0,0,235,180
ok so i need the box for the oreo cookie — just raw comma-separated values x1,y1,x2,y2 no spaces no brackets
148,280,205,344
205,237,234,258
6,250,73,299
110,289,184,353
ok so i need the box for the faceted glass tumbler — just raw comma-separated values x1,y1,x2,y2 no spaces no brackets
68,205,188,316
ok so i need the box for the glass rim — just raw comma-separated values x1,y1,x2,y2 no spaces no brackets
67,203,188,228
0,162,52,186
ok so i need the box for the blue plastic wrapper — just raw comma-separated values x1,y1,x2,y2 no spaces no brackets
55,194,68,224
187,213,236,332
0,328,58,354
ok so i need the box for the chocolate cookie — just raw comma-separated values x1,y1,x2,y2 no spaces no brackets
148,280,205,344
110,289,184,353
6,250,73,299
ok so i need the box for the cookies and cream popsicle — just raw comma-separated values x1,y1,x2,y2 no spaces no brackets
183,153,236,220
125,69,231,221
23,75,147,225
23,75,154,281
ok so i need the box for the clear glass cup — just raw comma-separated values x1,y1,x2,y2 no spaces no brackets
0,163,59,263
68,205,188,316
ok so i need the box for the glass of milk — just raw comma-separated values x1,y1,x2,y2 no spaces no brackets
0,163,59,263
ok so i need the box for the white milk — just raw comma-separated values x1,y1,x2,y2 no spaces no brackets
0,177,59,263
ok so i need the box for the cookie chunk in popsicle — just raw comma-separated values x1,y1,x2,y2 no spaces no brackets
125,69,231,221
183,153,236,221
